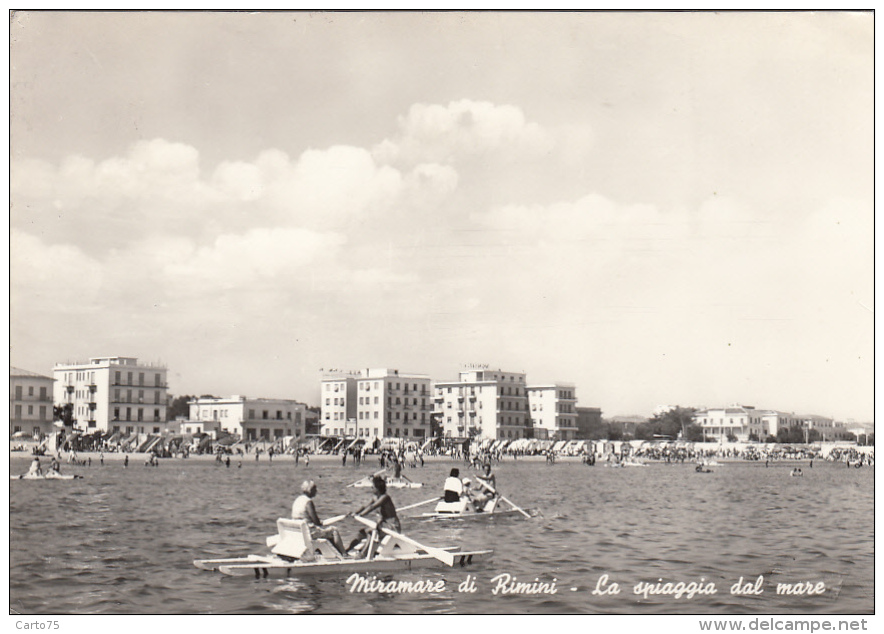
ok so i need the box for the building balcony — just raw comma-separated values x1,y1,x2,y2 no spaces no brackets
65,385,74,393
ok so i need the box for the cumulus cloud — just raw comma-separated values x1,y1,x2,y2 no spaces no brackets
161,227,347,293
373,100,553,166
10,230,103,310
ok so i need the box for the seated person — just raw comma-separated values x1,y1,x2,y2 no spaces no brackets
443,468,463,503
291,480,347,556
461,478,482,511
27,457,42,477
349,476,401,557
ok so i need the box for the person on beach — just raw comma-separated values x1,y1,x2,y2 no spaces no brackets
348,476,401,557
443,468,464,502
49,457,60,474
123,455,129,468
291,480,348,556
393,455,402,479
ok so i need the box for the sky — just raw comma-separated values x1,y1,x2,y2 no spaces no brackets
8,11,874,422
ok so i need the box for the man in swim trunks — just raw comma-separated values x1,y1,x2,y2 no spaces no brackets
349,476,401,557
291,480,347,556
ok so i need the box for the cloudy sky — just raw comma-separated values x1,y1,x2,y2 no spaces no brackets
9,11,873,421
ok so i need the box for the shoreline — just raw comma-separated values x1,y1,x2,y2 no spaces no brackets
9,449,859,464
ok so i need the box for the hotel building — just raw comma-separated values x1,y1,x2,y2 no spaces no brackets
10,367,55,437
321,368,432,440
186,396,306,441
434,369,530,441
53,356,168,435
526,383,579,441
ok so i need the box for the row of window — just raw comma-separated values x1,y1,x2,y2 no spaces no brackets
13,385,49,400
113,389,163,404
111,425,162,434
113,371,164,387
12,404,49,420
112,407,163,422
245,428,287,440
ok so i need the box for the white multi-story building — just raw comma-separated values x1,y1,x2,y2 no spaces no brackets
527,383,578,441
53,357,168,435
693,405,815,442
320,373,358,437
10,367,55,438
435,369,529,441
187,396,306,441
321,368,432,440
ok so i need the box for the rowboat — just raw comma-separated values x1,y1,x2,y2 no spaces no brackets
419,497,529,521
348,475,423,489
194,516,491,578
11,472,83,480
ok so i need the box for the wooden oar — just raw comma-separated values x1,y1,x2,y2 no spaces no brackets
352,514,454,566
398,497,440,512
321,514,347,526
475,478,531,518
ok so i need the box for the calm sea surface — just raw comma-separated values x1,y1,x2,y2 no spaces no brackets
9,455,874,614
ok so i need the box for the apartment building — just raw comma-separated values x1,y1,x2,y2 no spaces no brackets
187,395,306,440
321,368,432,440
435,369,530,441
53,357,168,435
10,367,54,437
526,383,578,441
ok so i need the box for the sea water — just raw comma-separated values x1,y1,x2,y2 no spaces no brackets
8,455,873,614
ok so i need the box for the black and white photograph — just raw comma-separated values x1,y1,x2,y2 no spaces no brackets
7,10,875,623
